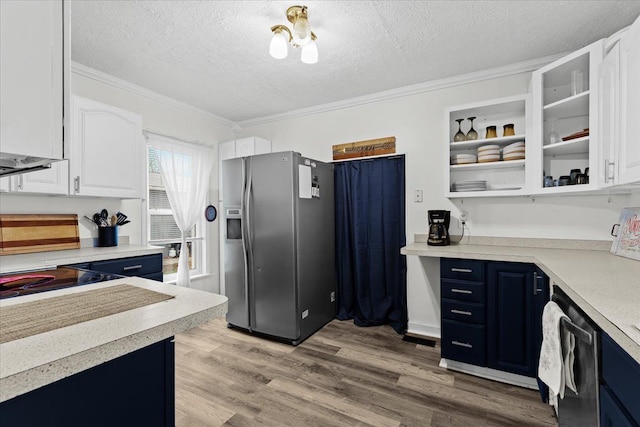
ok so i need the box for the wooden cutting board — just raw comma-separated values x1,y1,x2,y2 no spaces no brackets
0,214,80,255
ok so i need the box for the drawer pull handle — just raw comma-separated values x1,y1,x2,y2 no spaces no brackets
451,268,473,273
451,309,472,316
451,288,472,295
123,264,143,271
452,341,472,349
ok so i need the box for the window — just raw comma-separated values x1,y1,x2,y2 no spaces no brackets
147,147,204,281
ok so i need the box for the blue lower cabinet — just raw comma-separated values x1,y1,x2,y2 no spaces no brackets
441,319,486,366
486,262,545,378
601,333,640,425
600,385,636,427
0,338,175,427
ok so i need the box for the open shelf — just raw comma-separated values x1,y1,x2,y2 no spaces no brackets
543,136,589,156
450,159,525,171
543,91,589,120
447,188,527,198
450,134,526,150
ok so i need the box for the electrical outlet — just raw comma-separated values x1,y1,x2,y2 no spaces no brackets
414,190,423,203
460,211,468,222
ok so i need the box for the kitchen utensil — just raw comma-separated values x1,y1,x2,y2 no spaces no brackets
100,209,108,220
485,125,497,139
116,211,128,225
119,220,130,226
503,124,515,136
83,215,98,226
111,215,117,227
93,213,102,226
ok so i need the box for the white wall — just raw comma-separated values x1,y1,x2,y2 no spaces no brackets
238,71,640,337
0,70,235,293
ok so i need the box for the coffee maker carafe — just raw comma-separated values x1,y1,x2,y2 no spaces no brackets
427,210,450,246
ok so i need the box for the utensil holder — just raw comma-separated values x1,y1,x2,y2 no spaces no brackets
98,226,118,247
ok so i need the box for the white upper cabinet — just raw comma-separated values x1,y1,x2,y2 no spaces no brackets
445,95,531,198
0,0,66,161
618,15,640,185
531,40,604,194
10,161,69,195
218,137,271,201
70,96,144,198
598,43,620,187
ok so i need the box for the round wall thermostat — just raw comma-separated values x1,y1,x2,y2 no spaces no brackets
205,205,217,222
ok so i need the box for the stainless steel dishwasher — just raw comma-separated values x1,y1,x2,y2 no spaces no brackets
552,286,600,427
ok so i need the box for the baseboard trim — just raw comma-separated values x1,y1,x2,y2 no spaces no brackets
407,322,441,339
439,358,539,390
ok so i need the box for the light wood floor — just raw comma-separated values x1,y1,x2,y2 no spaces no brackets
174,318,556,427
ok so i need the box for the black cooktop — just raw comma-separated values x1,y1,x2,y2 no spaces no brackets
0,267,122,299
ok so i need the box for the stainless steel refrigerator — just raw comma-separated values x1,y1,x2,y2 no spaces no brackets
222,151,336,345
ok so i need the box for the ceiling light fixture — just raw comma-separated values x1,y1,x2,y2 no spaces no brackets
269,5,318,64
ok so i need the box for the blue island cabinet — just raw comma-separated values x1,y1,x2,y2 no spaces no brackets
0,338,175,427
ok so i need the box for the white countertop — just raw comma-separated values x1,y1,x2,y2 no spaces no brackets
401,242,640,364
0,244,164,274
0,276,227,402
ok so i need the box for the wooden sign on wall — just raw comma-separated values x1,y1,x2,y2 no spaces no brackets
332,136,396,161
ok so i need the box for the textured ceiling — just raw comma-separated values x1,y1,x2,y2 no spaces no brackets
71,1,640,124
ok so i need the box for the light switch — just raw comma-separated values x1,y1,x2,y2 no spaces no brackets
414,190,423,203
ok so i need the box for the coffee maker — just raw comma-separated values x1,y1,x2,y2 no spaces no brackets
427,210,451,246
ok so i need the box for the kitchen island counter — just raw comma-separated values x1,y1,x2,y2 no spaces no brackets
401,240,640,365
0,244,164,274
0,276,227,402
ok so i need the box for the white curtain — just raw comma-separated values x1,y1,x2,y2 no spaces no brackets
146,132,214,287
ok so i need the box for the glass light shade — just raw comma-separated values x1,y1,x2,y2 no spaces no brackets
292,16,311,46
300,40,318,64
269,30,288,59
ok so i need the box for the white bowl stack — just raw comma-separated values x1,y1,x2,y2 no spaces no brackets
451,153,477,165
477,144,500,163
502,141,525,161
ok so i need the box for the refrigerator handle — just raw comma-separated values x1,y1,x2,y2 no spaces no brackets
241,159,252,331
245,159,255,329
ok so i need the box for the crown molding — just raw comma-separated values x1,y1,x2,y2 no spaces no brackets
70,61,236,129
238,53,567,128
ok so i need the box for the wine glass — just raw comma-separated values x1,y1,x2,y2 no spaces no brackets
454,119,465,142
547,119,560,145
466,117,478,140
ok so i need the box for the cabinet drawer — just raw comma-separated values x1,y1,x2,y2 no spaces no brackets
442,299,485,324
441,258,485,282
91,254,162,277
600,385,635,427
441,320,486,366
441,279,485,303
602,333,640,424
140,272,164,282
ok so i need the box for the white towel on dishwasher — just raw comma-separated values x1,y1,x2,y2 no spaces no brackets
563,327,577,394
538,301,570,404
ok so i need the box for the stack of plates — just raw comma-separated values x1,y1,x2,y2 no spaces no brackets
451,153,477,165
477,144,500,163
452,180,487,192
502,141,525,161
